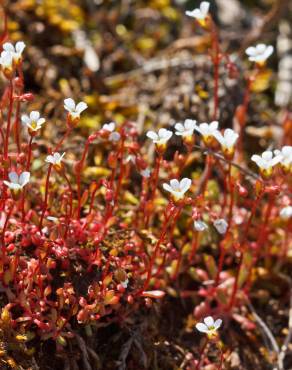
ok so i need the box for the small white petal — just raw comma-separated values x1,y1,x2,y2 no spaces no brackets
19,172,30,187
280,206,292,220
64,98,76,112
21,115,30,125
3,42,14,52
8,172,19,184
204,316,214,328
162,183,173,193
196,323,209,333
213,219,228,234
146,131,158,141
109,132,121,142
194,220,208,231
15,41,25,54
200,2,210,16
214,319,222,330
170,179,180,190
76,101,88,114
180,178,192,193
103,122,115,132
30,111,40,121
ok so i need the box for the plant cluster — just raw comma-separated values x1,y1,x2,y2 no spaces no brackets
0,1,291,369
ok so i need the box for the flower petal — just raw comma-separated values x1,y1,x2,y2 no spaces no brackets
19,172,30,187
179,178,191,193
64,98,75,112
170,179,180,190
15,41,26,54
76,101,88,114
146,131,158,141
204,316,214,328
21,115,30,125
200,1,210,16
214,319,222,330
8,171,19,183
30,111,40,121
162,183,173,193
196,323,208,333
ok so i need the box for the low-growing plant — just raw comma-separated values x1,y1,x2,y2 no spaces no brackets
0,1,291,369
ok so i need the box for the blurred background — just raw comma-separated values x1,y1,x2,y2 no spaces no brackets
2,0,292,145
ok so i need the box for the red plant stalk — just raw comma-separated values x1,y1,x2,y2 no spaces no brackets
189,231,199,263
227,166,235,233
227,249,244,311
39,164,53,231
26,135,34,170
142,204,178,293
195,338,209,370
257,193,275,258
13,99,21,153
228,188,264,309
210,20,220,121
3,79,13,167
215,240,226,287
218,347,224,370
0,205,13,259
62,171,74,239
156,206,183,279
144,153,162,227
76,139,91,219
281,224,291,262
113,135,126,208
237,76,252,159
84,181,99,226
54,126,72,153
200,153,213,195
244,192,275,292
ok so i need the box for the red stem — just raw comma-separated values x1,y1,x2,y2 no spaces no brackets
141,205,177,293
62,171,73,239
195,338,209,370
4,79,13,162
211,21,220,121
26,135,34,170
39,165,52,231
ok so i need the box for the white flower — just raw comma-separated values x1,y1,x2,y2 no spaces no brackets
251,151,282,177
196,316,222,338
102,122,116,132
64,98,88,119
175,119,197,138
213,219,228,234
21,111,45,132
146,128,173,147
45,152,65,166
3,171,30,191
194,220,208,231
141,168,151,178
194,121,219,145
0,51,13,71
245,44,274,64
186,2,210,22
280,206,292,220
3,41,26,63
147,128,173,144
213,128,239,149
109,132,121,142
163,178,192,201
274,146,292,170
